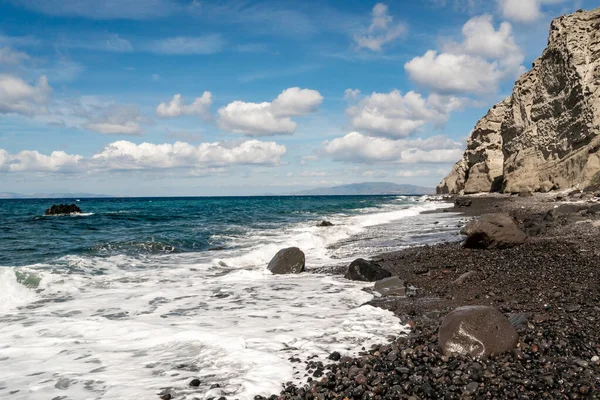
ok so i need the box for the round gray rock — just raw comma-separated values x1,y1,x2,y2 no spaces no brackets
438,305,519,357
267,247,305,274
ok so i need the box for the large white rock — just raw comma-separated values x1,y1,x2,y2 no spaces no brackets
438,8,600,194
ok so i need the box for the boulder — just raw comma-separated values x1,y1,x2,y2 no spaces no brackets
373,276,406,297
45,204,82,215
438,306,519,357
317,220,334,227
462,213,527,249
267,247,305,274
454,198,472,208
344,259,392,282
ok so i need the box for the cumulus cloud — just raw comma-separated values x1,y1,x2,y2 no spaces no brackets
148,35,224,55
497,0,566,23
0,74,52,115
346,90,465,138
0,46,30,65
83,104,144,135
323,132,463,164
405,15,524,95
92,140,286,169
0,149,82,173
0,139,286,174
218,87,323,136
156,92,212,120
354,3,407,51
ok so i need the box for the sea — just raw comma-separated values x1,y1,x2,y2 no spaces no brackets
0,195,463,400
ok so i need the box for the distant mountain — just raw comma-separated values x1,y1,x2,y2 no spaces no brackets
0,192,111,199
293,182,434,196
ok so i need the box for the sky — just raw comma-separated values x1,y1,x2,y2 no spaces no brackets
0,0,596,196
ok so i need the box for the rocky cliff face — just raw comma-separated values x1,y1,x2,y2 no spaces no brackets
438,7,600,194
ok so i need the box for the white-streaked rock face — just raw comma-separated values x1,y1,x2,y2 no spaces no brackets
438,7,600,194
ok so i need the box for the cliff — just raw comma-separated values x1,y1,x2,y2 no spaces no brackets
437,7,600,194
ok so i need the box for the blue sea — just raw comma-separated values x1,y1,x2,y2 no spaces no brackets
0,195,462,399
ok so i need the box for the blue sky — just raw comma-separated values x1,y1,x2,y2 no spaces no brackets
0,0,596,196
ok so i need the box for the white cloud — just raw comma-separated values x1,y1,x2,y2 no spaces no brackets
405,15,524,94
0,149,82,173
396,169,433,177
270,87,323,117
354,3,407,51
148,35,224,55
83,104,144,135
299,171,326,177
300,155,318,165
0,46,30,65
218,87,323,136
346,90,465,138
362,170,388,178
0,74,52,116
0,139,286,174
156,92,212,120
344,88,361,100
323,132,463,164
497,0,566,23
92,140,286,169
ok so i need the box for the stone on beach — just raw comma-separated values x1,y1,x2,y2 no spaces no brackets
373,276,406,297
438,305,519,357
454,198,472,208
344,258,392,282
45,203,82,215
462,213,527,249
267,247,305,274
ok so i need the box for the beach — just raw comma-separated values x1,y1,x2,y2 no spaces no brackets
264,194,600,399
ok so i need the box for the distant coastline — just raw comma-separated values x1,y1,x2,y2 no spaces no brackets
292,182,434,196
1,182,434,199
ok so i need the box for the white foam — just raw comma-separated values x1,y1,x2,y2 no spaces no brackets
0,267,38,313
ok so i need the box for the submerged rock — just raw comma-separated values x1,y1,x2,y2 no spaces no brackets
344,258,392,282
316,220,333,227
438,305,519,357
45,204,82,215
267,247,305,274
462,213,528,249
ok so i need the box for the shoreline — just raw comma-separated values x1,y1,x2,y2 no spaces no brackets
263,194,600,399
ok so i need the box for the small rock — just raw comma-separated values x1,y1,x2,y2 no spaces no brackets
316,220,333,227
189,378,201,387
327,351,341,361
452,271,476,285
454,198,472,208
373,276,406,296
